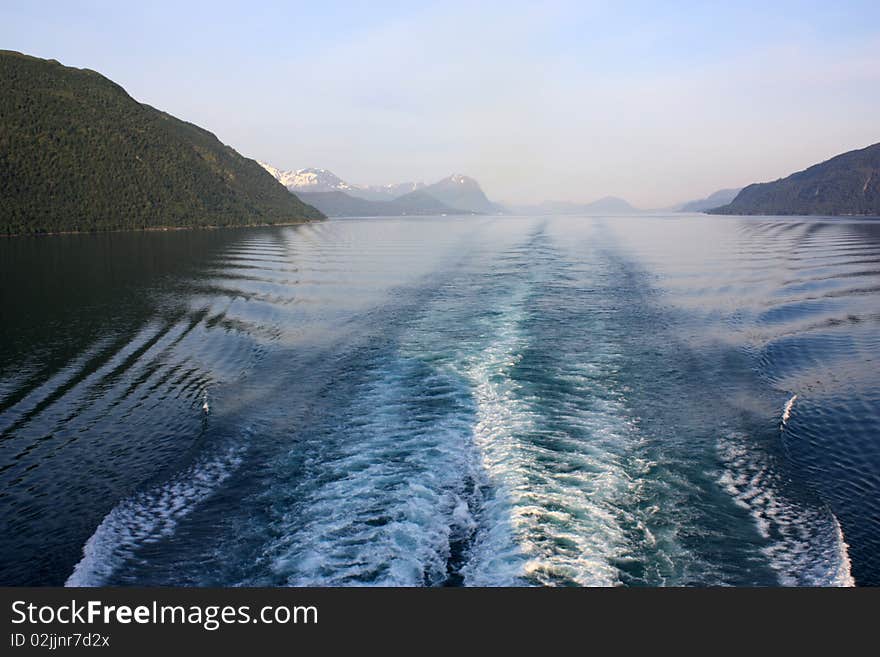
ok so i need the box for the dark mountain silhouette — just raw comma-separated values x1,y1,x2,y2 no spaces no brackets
710,143,880,216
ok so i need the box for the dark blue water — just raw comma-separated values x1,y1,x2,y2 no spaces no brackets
1,215,878,586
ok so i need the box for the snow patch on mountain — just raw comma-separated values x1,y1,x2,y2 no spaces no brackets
258,163,358,193
259,161,504,213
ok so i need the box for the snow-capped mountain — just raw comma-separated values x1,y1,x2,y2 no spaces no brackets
259,162,432,200
259,161,506,215
358,181,427,200
258,163,359,194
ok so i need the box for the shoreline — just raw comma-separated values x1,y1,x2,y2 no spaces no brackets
0,218,322,239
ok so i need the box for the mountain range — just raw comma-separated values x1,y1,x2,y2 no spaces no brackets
5,48,877,233
257,164,429,202
709,143,880,216
263,143,880,220
260,164,504,216
295,190,473,217
0,50,322,235
508,196,640,215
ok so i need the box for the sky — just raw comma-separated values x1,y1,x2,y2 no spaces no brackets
3,0,880,207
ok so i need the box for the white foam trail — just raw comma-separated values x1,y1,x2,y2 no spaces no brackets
263,361,481,587
781,394,798,427
717,433,854,586
832,516,856,587
66,446,243,587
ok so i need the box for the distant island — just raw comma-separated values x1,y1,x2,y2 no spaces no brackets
709,142,880,216
0,50,323,235
260,164,504,217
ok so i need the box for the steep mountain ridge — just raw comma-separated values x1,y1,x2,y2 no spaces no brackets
0,50,322,235
710,143,880,216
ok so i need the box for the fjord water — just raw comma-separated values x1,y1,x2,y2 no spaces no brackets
1,215,878,586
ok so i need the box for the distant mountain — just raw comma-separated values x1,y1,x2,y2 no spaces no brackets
710,143,880,216
262,163,505,216
295,190,473,217
577,196,639,214
349,181,428,201
258,164,360,194
424,174,505,214
678,188,741,212
511,196,640,215
259,163,426,201
0,50,322,235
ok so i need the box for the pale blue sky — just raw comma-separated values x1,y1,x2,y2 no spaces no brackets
3,1,879,206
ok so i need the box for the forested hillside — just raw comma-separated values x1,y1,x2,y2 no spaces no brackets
0,50,323,234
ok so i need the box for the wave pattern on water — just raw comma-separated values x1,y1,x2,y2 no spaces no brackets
717,433,853,586
66,444,246,587
262,359,481,586
611,217,880,584
1,216,878,586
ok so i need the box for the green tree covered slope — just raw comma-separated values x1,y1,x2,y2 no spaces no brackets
0,50,323,234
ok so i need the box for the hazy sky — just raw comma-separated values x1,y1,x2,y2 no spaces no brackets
3,1,880,206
